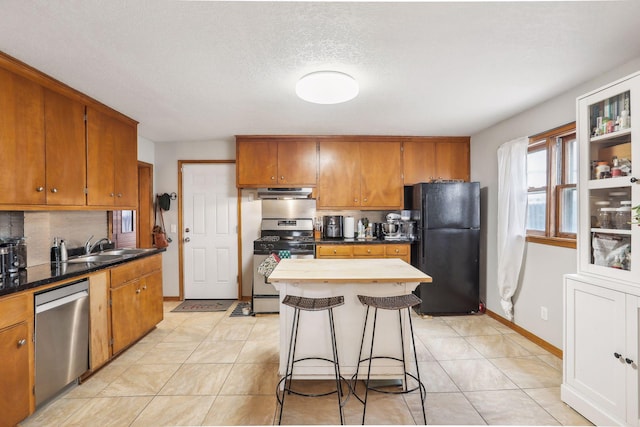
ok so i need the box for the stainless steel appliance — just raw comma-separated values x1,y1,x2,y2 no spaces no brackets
323,215,343,239
253,199,316,314
34,279,89,406
410,182,480,314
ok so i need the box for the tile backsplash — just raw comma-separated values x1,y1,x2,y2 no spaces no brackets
0,211,109,267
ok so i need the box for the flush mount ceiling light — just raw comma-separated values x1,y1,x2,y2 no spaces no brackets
296,71,359,104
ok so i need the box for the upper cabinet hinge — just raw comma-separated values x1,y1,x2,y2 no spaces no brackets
84,112,87,122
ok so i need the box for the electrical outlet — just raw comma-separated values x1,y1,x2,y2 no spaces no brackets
540,306,548,321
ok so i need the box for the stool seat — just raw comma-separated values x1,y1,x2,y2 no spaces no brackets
277,294,347,425
357,294,421,310
353,293,427,424
283,295,344,311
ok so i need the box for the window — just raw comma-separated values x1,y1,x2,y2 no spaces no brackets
526,122,577,248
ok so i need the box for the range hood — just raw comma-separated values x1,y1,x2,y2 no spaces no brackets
256,188,313,199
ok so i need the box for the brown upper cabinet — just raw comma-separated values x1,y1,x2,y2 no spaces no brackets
87,107,138,208
403,137,470,184
317,137,403,210
0,51,138,210
0,70,87,207
236,136,318,187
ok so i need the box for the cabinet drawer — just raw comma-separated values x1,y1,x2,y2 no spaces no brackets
353,245,385,257
385,244,409,257
317,245,353,258
110,255,162,287
0,293,32,330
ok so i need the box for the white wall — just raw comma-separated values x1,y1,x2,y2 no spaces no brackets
138,135,155,165
472,56,640,349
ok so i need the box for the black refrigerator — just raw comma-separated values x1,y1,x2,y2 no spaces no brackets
410,182,480,315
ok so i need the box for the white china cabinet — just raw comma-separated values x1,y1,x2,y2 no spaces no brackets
563,71,640,426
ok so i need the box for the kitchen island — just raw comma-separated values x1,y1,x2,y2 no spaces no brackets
268,258,431,381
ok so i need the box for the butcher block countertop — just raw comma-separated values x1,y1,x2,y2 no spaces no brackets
268,258,432,284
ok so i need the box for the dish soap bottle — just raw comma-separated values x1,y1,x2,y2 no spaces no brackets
50,237,60,263
60,239,68,262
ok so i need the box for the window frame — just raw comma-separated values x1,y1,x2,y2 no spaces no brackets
525,122,577,249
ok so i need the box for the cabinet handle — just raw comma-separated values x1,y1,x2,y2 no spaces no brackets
36,186,44,192
631,177,638,184
614,352,622,359
626,358,634,364
50,188,58,193
17,339,26,347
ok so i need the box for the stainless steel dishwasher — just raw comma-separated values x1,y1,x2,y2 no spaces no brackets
34,279,90,407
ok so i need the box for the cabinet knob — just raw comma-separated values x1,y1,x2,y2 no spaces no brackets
631,177,638,184
614,352,622,359
626,358,634,365
271,176,275,180
110,193,115,197
184,237,191,243
117,193,123,198
333,250,337,254
50,188,58,193
367,249,371,253
281,176,285,180
363,198,367,202
354,198,358,202
395,249,400,253
36,186,44,192
136,289,141,294
143,285,147,290
17,339,26,347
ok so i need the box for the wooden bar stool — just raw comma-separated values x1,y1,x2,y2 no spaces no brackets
352,293,426,425
276,295,347,425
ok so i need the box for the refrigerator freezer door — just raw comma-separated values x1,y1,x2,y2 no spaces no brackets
415,228,480,314
413,182,480,229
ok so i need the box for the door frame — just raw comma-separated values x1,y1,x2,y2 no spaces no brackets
177,160,241,301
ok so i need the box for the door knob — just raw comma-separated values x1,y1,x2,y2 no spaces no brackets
631,177,638,183
626,358,634,364
185,227,190,233
614,352,623,359
184,237,191,242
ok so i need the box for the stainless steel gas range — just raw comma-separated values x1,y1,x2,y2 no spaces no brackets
252,199,316,314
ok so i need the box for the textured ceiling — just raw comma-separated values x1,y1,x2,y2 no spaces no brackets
2,1,640,143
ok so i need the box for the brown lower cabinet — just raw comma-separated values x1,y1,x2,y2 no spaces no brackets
316,243,410,263
0,293,33,427
110,254,163,355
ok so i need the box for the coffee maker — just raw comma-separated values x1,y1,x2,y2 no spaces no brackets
323,216,344,239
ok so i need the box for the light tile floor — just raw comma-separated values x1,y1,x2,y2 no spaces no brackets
21,301,593,426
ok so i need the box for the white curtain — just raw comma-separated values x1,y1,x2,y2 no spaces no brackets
496,136,528,321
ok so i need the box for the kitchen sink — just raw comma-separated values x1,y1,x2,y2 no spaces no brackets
67,254,124,263
101,248,156,256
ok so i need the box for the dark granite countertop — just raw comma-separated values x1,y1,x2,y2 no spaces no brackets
315,238,415,245
0,248,166,298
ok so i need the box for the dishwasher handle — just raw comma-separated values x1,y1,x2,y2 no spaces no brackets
35,290,89,314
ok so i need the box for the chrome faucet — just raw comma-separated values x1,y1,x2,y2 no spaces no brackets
85,236,111,254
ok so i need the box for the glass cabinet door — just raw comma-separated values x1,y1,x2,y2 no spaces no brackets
578,73,640,283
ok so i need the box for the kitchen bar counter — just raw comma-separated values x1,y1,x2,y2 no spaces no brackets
0,248,166,297
269,258,431,381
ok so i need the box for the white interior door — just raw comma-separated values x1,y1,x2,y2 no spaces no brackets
183,163,238,299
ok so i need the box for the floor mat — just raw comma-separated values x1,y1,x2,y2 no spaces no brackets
171,299,235,312
230,302,253,317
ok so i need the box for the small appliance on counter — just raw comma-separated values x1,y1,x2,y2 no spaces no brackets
0,237,27,275
382,213,401,240
323,215,344,239
344,216,355,238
